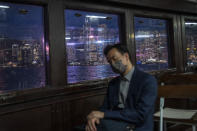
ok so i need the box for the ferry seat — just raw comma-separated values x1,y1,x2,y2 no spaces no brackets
154,84,197,131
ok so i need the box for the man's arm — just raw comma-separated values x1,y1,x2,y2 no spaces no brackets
86,84,110,131
103,76,157,125
99,85,110,112
100,77,119,111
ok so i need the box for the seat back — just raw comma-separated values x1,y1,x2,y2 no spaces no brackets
158,84,197,99
157,73,197,131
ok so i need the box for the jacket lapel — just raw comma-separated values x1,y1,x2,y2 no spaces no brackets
125,67,140,106
111,77,120,106
128,67,138,94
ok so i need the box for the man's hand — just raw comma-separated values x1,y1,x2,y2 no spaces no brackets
85,111,104,131
88,111,104,119
86,117,100,131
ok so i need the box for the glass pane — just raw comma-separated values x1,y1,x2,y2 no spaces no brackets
134,16,169,71
185,21,197,66
0,2,46,92
65,9,119,83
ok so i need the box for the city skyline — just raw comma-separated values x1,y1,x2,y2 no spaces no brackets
65,9,120,66
0,2,45,68
185,21,197,65
65,13,170,69
0,38,44,67
0,3,196,85
0,2,46,92
134,17,169,71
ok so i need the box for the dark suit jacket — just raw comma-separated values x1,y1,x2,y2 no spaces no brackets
100,67,158,131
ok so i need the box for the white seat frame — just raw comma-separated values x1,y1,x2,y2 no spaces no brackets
159,97,196,131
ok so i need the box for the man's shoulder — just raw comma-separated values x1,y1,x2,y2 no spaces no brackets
109,76,120,84
135,67,156,82
134,68,157,91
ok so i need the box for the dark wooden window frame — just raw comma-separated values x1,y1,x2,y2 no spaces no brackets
127,9,180,72
181,15,197,72
63,2,127,85
0,0,51,103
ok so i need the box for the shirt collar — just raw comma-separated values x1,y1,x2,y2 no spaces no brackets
121,66,135,81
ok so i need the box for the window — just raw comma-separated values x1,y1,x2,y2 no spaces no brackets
0,2,46,92
65,9,120,83
185,21,197,66
134,16,169,71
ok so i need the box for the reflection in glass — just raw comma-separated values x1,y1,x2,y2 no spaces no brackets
0,2,46,92
65,9,120,83
185,21,197,66
134,17,169,71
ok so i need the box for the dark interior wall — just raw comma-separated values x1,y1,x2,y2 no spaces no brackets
3,0,197,14
0,85,107,131
105,0,197,14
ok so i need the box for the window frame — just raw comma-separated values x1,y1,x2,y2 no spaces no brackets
127,9,178,72
181,15,197,72
0,1,50,101
63,2,127,85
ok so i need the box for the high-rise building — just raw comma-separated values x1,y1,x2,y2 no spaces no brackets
21,44,32,66
12,44,19,64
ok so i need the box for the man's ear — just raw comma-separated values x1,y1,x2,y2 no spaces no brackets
125,53,129,60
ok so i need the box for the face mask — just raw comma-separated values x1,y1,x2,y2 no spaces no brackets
111,60,127,74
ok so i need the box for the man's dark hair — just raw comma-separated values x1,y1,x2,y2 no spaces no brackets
103,43,132,62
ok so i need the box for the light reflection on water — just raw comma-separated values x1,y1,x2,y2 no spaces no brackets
67,64,117,83
0,63,168,92
137,63,168,71
67,63,168,83
0,67,45,92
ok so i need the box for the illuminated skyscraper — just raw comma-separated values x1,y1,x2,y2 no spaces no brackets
21,44,32,66
12,44,19,64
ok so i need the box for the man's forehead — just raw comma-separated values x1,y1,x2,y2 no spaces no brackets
107,48,122,60
107,48,118,55
107,48,117,58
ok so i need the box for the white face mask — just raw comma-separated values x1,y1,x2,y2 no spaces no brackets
111,60,127,74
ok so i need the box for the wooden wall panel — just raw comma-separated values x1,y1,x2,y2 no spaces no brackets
0,87,106,131
69,95,105,130
0,106,52,131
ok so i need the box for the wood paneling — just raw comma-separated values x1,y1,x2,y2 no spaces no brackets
0,86,106,131
69,95,105,130
0,106,52,131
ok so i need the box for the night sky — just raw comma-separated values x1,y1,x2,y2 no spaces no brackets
134,16,168,31
0,2,44,40
65,9,119,29
0,2,168,40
